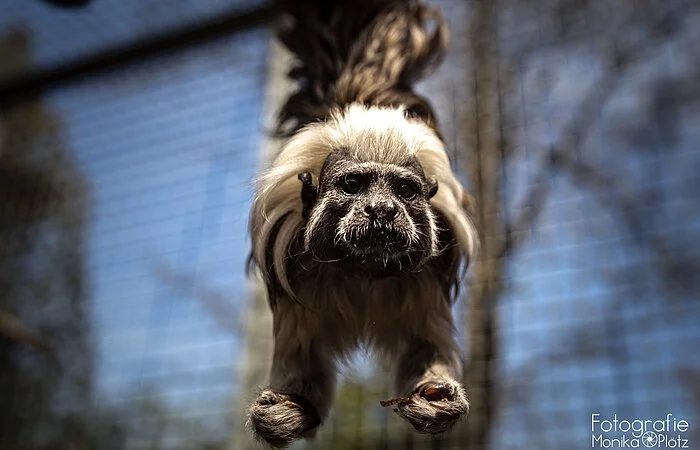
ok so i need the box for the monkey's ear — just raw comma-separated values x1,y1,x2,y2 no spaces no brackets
427,176,438,199
298,172,318,220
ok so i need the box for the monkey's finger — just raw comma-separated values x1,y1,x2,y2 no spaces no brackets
380,396,412,407
282,400,303,409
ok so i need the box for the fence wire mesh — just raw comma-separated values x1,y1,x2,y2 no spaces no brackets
0,1,698,449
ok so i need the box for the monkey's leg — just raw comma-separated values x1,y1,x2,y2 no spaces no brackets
247,310,335,448
389,335,468,434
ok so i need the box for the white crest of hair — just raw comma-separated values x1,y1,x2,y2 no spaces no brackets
250,103,477,296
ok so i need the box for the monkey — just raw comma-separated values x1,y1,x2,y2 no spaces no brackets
246,0,478,447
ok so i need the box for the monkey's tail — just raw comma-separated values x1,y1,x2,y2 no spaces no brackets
275,0,449,135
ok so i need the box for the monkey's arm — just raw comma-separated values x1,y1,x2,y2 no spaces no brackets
371,286,468,434
247,295,337,448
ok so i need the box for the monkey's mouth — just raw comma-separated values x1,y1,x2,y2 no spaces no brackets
342,227,417,266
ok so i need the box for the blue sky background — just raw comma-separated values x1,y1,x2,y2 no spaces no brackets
1,1,271,435
1,0,698,448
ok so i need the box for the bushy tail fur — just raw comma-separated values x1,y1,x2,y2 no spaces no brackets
275,0,450,136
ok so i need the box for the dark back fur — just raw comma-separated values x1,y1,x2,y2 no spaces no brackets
275,0,449,137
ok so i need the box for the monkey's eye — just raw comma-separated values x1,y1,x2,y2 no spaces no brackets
396,182,418,200
339,174,363,194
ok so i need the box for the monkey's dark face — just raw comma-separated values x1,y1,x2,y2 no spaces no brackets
301,149,439,276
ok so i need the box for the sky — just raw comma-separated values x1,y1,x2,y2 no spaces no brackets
0,0,271,430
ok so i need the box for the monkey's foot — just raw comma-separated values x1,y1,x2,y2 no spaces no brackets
389,380,468,434
247,390,321,448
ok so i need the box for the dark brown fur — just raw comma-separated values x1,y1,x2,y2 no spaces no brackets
275,0,448,138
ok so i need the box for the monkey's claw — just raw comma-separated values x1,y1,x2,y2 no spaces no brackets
392,380,468,434
247,390,321,448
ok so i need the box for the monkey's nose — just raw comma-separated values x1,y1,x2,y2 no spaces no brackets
364,200,398,221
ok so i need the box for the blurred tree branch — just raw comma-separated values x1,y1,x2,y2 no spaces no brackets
459,1,503,448
0,310,51,354
0,28,93,449
151,261,244,335
458,1,698,448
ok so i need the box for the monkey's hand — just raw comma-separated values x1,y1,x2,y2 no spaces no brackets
247,390,321,448
387,380,468,434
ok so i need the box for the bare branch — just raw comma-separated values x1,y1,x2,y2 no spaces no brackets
0,310,50,353
150,262,243,335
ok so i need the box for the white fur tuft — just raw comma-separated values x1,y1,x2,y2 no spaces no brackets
250,104,477,297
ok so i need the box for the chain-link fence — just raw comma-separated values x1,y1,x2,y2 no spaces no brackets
1,1,698,449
